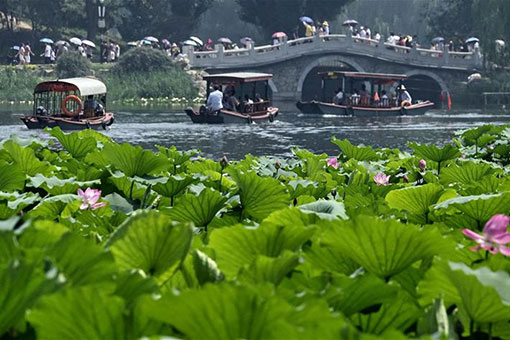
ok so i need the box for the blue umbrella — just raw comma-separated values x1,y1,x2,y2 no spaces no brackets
40,38,54,44
465,37,479,44
299,16,314,25
11,45,20,50
141,39,152,45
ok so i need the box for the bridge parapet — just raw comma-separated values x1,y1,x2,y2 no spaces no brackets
186,34,482,71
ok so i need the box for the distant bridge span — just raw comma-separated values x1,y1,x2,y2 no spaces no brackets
185,34,482,103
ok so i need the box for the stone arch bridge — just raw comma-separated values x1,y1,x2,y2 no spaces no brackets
185,34,482,104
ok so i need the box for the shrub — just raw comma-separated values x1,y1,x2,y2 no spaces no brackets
55,52,93,78
111,47,175,75
0,67,46,101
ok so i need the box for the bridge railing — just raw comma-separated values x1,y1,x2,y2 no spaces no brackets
185,33,482,71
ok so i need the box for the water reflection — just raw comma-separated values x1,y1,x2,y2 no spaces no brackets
2,104,510,159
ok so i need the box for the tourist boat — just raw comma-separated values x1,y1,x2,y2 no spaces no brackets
21,77,114,130
186,72,279,124
296,71,434,116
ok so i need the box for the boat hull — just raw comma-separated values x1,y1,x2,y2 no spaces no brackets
298,101,434,117
20,113,115,130
296,101,323,114
186,106,279,124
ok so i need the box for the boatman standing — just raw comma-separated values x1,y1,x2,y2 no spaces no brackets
206,84,223,114
399,84,412,104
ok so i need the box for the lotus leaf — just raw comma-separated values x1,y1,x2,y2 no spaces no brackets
331,138,379,161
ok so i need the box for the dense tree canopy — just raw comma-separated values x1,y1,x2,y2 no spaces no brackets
235,0,354,39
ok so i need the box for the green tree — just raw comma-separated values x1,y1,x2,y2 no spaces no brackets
236,0,354,39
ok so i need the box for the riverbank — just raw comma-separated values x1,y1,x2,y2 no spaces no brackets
0,61,205,105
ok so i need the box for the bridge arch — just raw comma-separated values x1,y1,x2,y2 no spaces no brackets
404,70,448,105
297,55,367,101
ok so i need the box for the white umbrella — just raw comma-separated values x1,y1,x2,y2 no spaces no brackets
69,37,82,45
82,39,96,48
144,36,159,43
190,36,203,46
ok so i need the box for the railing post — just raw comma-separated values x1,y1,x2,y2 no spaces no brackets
281,35,289,54
443,48,450,66
215,44,224,62
248,41,256,57
182,45,195,65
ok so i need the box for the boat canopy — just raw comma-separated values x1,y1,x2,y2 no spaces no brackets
203,72,273,84
34,77,107,96
318,71,408,81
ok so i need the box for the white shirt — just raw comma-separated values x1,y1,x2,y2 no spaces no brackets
374,33,381,41
333,92,343,104
359,29,366,38
207,90,223,111
44,44,51,57
401,91,412,102
366,28,371,39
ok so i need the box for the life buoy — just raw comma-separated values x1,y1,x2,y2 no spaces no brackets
268,113,274,122
401,100,411,108
62,95,82,116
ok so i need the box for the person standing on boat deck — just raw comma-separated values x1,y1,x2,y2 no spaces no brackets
207,84,223,114
333,88,343,105
399,85,412,104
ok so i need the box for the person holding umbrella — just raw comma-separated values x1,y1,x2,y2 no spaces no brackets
40,43,52,64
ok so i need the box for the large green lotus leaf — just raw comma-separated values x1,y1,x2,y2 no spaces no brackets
188,158,222,174
298,199,348,220
28,194,80,219
103,192,134,213
102,142,169,177
162,188,227,228
434,193,510,227
321,216,450,279
230,169,290,221
108,172,151,201
417,260,460,308
331,138,379,161
327,274,398,316
2,140,49,176
0,261,56,335
57,158,104,181
192,250,224,285
385,183,444,224
304,240,361,275
0,163,25,191
113,270,158,307
209,223,315,278
156,145,198,170
292,148,328,178
0,191,39,219
238,251,300,285
141,283,293,340
47,126,98,159
448,262,510,323
151,174,196,199
28,174,100,195
408,142,461,163
460,124,498,145
106,211,192,283
439,162,495,185
27,286,125,340
355,292,422,335
0,231,19,263
287,179,318,200
48,232,117,287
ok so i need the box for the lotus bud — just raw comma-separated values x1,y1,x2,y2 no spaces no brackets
275,161,281,170
220,155,229,169
419,159,426,170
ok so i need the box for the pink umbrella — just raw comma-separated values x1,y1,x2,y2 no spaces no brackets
272,32,287,39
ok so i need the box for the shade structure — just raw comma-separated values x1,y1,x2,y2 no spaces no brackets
189,36,203,46
217,37,232,44
342,19,359,26
40,38,54,44
144,36,159,43
299,16,314,24
81,39,96,48
69,37,82,45
271,32,287,39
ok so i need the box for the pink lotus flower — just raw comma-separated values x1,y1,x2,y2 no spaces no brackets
77,188,106,210
373,173,390,186
419,159,426,170
327,157,339,169
462,214,510,256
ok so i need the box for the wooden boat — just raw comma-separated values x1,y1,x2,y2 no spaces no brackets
21,77,114,130
186,72,279,124
296,71,434,116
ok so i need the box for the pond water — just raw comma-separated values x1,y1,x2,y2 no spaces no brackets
2,104,510,159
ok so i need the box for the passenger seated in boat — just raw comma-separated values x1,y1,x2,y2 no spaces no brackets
206,84,223,114
332,88,343,105
223,87,240,112
351,90,361,105
255,93,264,102
379,90,389,107
243,94,254,113
83,95,98,118
95,103,105,116
360,84,368,98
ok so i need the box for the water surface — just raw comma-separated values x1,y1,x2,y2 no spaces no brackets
2,104,510,159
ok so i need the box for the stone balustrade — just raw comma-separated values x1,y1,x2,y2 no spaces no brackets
184,34,482,71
